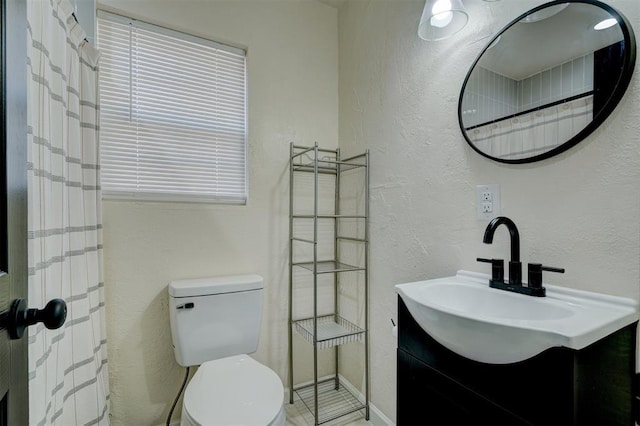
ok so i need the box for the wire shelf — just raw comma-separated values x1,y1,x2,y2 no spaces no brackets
294,379,366,425
292,214,367,219
294,315,365,349
293,260,365,274
292,159,366,174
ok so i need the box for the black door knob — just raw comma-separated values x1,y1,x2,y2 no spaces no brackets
0,298,67,340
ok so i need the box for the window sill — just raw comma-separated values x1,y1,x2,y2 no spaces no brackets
102,191,247,205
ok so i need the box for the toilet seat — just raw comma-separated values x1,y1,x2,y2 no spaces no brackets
182,354,284,426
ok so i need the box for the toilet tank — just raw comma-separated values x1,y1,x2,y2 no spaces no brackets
168,274,264,367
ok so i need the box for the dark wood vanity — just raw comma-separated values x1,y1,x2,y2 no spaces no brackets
397,298,638,425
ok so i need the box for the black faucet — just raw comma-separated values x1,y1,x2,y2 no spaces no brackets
477,216,565,297
482,216,522,286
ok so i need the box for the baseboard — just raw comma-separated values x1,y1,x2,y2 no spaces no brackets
286,374,394,426
367,402,394,426
337,374,394,426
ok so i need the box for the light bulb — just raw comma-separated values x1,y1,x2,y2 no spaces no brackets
417,0,468,41
430,0,453,28
431,11,453,28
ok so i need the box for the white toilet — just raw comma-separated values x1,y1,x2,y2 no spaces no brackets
168,274,285,426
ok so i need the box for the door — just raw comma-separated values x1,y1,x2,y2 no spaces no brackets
0,0,28,423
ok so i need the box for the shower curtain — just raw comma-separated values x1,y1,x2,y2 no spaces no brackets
27,0,110,425
468,95,593,160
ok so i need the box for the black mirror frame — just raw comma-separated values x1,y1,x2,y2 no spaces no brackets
458,0,636,164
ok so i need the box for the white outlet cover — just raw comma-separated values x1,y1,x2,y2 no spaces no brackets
476,184,500,220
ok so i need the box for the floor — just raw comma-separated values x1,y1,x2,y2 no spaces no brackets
283,376,374,426
285,399,372,426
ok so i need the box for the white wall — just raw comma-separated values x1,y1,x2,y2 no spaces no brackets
74,0,95,44
98,0,338,424
338,0,639,422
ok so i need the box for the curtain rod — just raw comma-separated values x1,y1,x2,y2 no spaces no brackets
71,12,89,43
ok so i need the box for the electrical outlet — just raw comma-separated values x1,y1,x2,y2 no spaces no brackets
476,184,500,220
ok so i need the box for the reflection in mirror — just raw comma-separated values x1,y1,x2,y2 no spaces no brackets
459,1,636,163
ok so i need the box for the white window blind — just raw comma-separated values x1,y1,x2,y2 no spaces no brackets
97,11,247,203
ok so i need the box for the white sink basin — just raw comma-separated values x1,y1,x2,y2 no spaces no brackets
395,271,639,364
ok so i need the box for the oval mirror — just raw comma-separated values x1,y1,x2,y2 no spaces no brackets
458,0,636,163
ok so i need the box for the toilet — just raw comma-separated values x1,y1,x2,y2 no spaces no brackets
168,274,285,426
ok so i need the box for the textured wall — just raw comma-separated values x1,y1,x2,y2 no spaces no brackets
337,0,640,421
98,0,338,424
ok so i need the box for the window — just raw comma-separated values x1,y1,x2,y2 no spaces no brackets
97,11,247,203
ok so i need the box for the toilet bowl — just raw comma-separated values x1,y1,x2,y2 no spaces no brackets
168,275,285,426
181,355,285,426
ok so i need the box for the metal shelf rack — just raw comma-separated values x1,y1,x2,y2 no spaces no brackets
288,143,370,425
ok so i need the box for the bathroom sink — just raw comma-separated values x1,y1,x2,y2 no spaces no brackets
395,271,639,364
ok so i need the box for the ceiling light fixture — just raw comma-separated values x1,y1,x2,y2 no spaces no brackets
418,0,468,41
520,3,569,23
594,18,617,31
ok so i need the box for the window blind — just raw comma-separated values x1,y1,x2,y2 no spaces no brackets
97,11,247,203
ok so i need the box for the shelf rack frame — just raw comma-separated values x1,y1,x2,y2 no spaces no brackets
288,142,370,425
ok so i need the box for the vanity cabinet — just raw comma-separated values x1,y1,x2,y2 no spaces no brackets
397,298,637,425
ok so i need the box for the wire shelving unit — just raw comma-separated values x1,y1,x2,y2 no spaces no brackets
288,143,370,425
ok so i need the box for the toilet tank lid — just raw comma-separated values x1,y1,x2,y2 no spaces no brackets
168,274,263,298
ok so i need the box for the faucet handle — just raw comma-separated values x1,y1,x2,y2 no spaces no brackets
528,263,565,289
477,258,505,283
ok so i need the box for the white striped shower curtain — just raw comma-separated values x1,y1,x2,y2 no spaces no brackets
468,96,593,160
27,0,110,424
